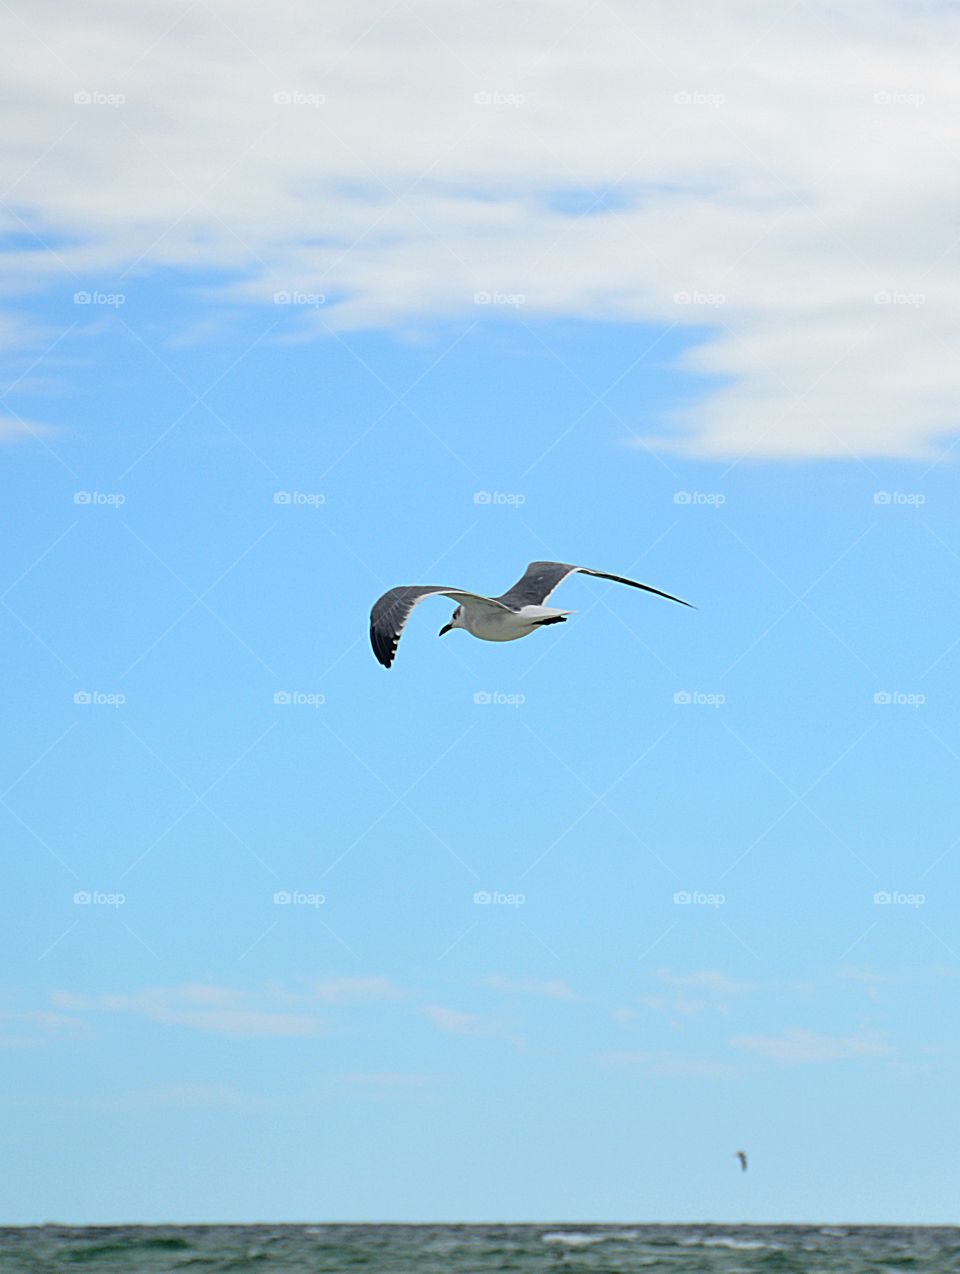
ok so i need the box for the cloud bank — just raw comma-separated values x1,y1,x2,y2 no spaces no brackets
3,0,959,457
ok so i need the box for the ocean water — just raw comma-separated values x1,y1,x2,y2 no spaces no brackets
1,1224,959,1273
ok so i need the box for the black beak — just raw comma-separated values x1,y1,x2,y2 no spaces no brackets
438,623,453,637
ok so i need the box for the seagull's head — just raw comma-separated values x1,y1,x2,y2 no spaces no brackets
439,605,464,637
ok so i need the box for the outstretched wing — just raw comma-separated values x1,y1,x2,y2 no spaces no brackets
496,561,694,609
370,586,508,669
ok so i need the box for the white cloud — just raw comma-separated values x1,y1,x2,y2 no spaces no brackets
3,1,960,457
654,968,755,996
730,1026,893,1064
0,415,54,443
601,1049,740,1079
312,976,403,1003
343,1072,439,1087
51,985,325,1037
633,967,757,1017
0,1006,92,1048
88,1083,256,1112
481,975,581,1001
422,1004,499,1036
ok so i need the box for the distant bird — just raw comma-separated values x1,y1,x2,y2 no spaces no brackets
369,560,693,668
735,1150,748,1172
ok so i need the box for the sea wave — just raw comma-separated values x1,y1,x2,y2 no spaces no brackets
681,1235,779,1250
541,1231,611,1247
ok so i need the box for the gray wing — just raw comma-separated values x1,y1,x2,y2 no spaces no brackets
370,586,507,668
496,561,694,609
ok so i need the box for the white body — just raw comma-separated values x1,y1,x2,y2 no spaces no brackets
455,603,574,642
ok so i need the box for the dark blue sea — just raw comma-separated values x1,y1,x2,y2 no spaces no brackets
1,1223,959,1272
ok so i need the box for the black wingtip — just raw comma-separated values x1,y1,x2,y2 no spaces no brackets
369,623,395,669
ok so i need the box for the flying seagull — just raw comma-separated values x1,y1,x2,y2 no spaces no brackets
735,1150,748,1172
369,560,692,668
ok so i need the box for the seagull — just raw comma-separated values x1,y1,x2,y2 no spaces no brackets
735,1150,748,1172
369,560,693,668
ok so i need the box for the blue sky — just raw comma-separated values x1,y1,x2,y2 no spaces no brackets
4,0,960,1226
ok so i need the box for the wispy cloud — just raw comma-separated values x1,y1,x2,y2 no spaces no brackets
630,967,758,1018
730,1027,893,1064
481,975,581,1001
312,976,404,1004
600,1049,740,1080
88,1083,258,1113
51,985,325,1037
343,1072,441,1088
0,1007,91,1049
0,416,54,443
421,1005,500,1036
654,968,756,997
